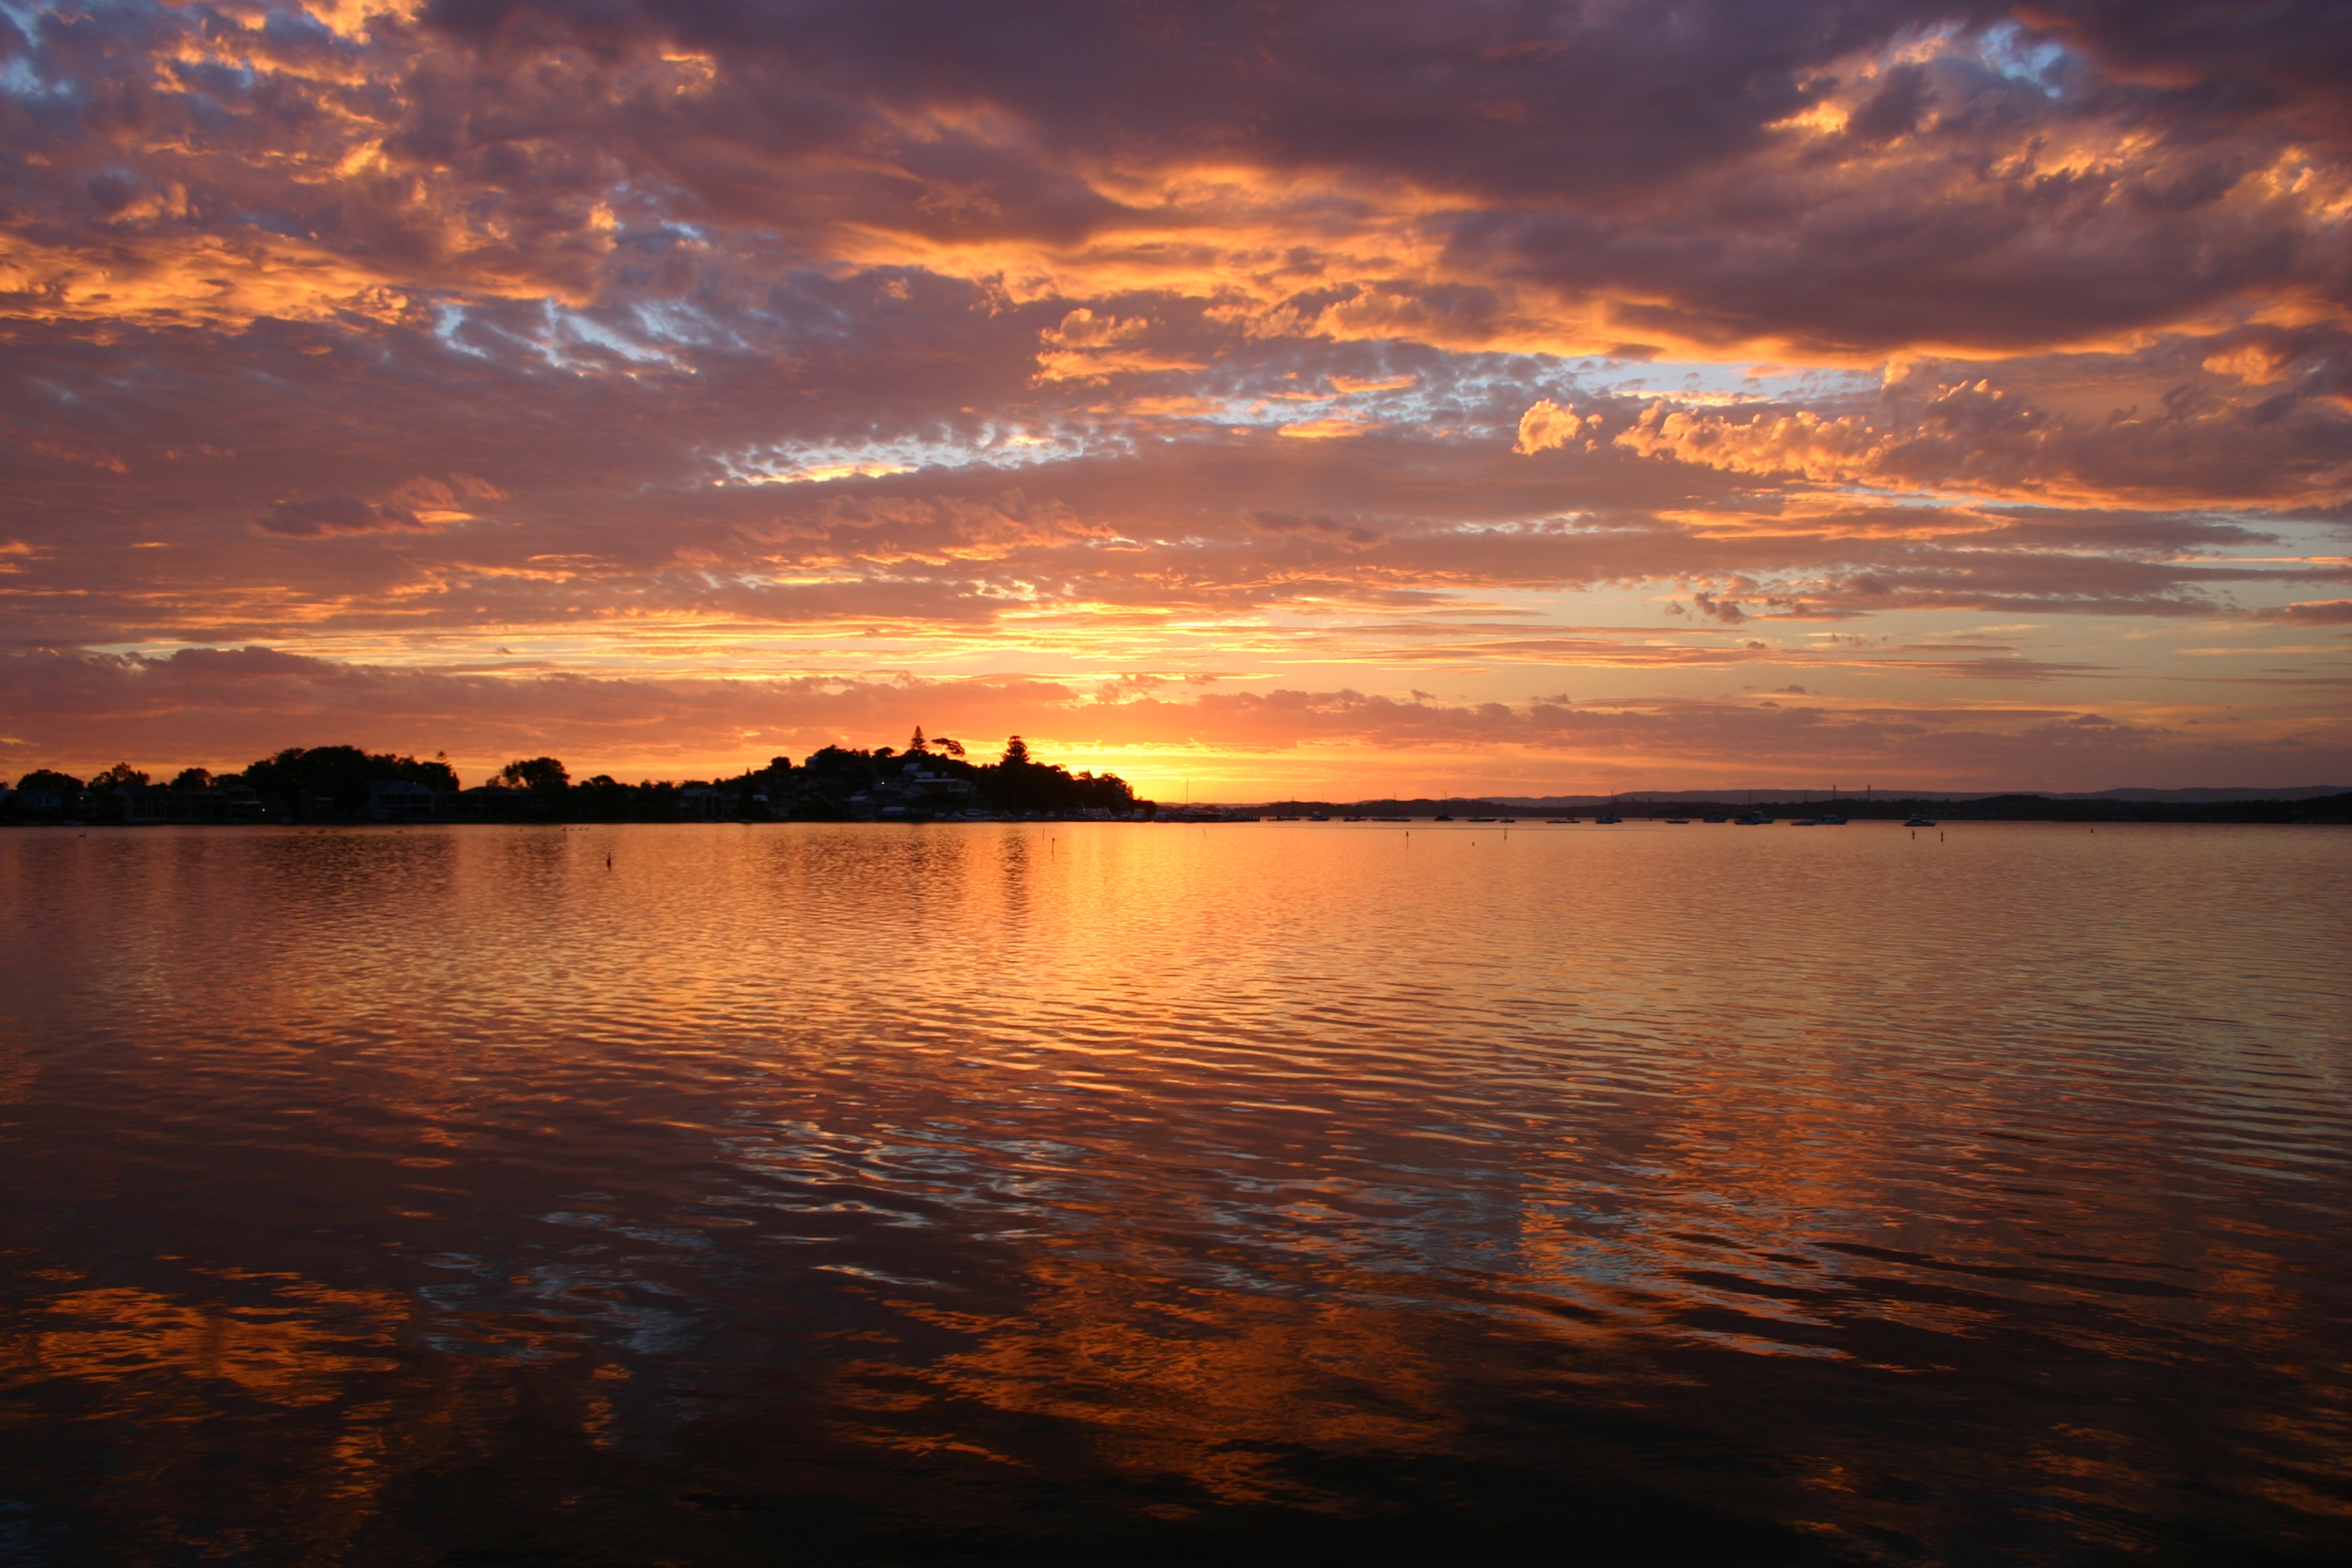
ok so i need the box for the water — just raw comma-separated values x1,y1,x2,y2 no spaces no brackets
1,821,2346,1565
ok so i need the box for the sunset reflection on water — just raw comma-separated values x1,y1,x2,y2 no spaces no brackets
2,822,2346,1564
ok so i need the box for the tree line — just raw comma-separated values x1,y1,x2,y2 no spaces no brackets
3,732,1149,822
558,730,1145,820
6,747,457,814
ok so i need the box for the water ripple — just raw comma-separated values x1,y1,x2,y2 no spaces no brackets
1,821,2346,1563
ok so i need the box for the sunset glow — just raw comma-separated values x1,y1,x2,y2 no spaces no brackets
6,1,2348,795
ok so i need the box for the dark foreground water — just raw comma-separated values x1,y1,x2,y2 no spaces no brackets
1,821,2346,1566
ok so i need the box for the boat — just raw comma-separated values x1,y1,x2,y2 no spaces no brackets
1468,816,1495,822
1702,815,1726,823
1308,814,1329,821
1816,813,1848,825
1545,819,1571,824
1667,818,1690,824
1594,813,1621,824
1498,817,1517,823
1735,814,1767,825
1434,814,1453,821
1343,815,1364,822
1905,816,1937,826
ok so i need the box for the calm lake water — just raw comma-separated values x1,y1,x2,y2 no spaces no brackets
2,821,2347,1565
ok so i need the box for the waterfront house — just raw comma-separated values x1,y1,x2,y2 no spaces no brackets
105,784,173,824
679,787,732,820
166,783,265,824
365,779,440,822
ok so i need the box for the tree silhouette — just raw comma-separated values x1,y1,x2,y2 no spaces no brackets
243,746,456,809
1001,736,1031,767
14,769,82,795
498,757,570,793
90,763,150,790
170,767,214,792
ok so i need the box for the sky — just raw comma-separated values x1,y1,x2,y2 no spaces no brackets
3,0,2349,799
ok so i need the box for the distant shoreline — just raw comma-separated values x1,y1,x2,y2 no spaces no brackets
1242,794,2352,825
10,798,2350,827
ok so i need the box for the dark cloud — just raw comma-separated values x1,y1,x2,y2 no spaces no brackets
2018,1,2352,143
2255,599,2352,624
6,2,2342,350
257,496,429,538
1245,510,1383,549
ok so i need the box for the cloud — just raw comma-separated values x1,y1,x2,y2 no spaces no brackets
1032,308,1203,382
1277,416,1380,440
1245,510,1383,549
1609,359,2352,509
2256,599,2352,625
256,497,431,538
1691,590,1748,625
5,1,2341,361
1511,399,1583,455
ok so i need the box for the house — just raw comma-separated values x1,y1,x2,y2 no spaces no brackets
899,764,977,804
365,779,440,822
457,784,529,819
166,783,265,824
6,786,70,820
679,787,732,820
105,784,172,824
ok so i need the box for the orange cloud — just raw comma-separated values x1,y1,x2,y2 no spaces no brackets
1277,416,1380,440
1511,399,1584,455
